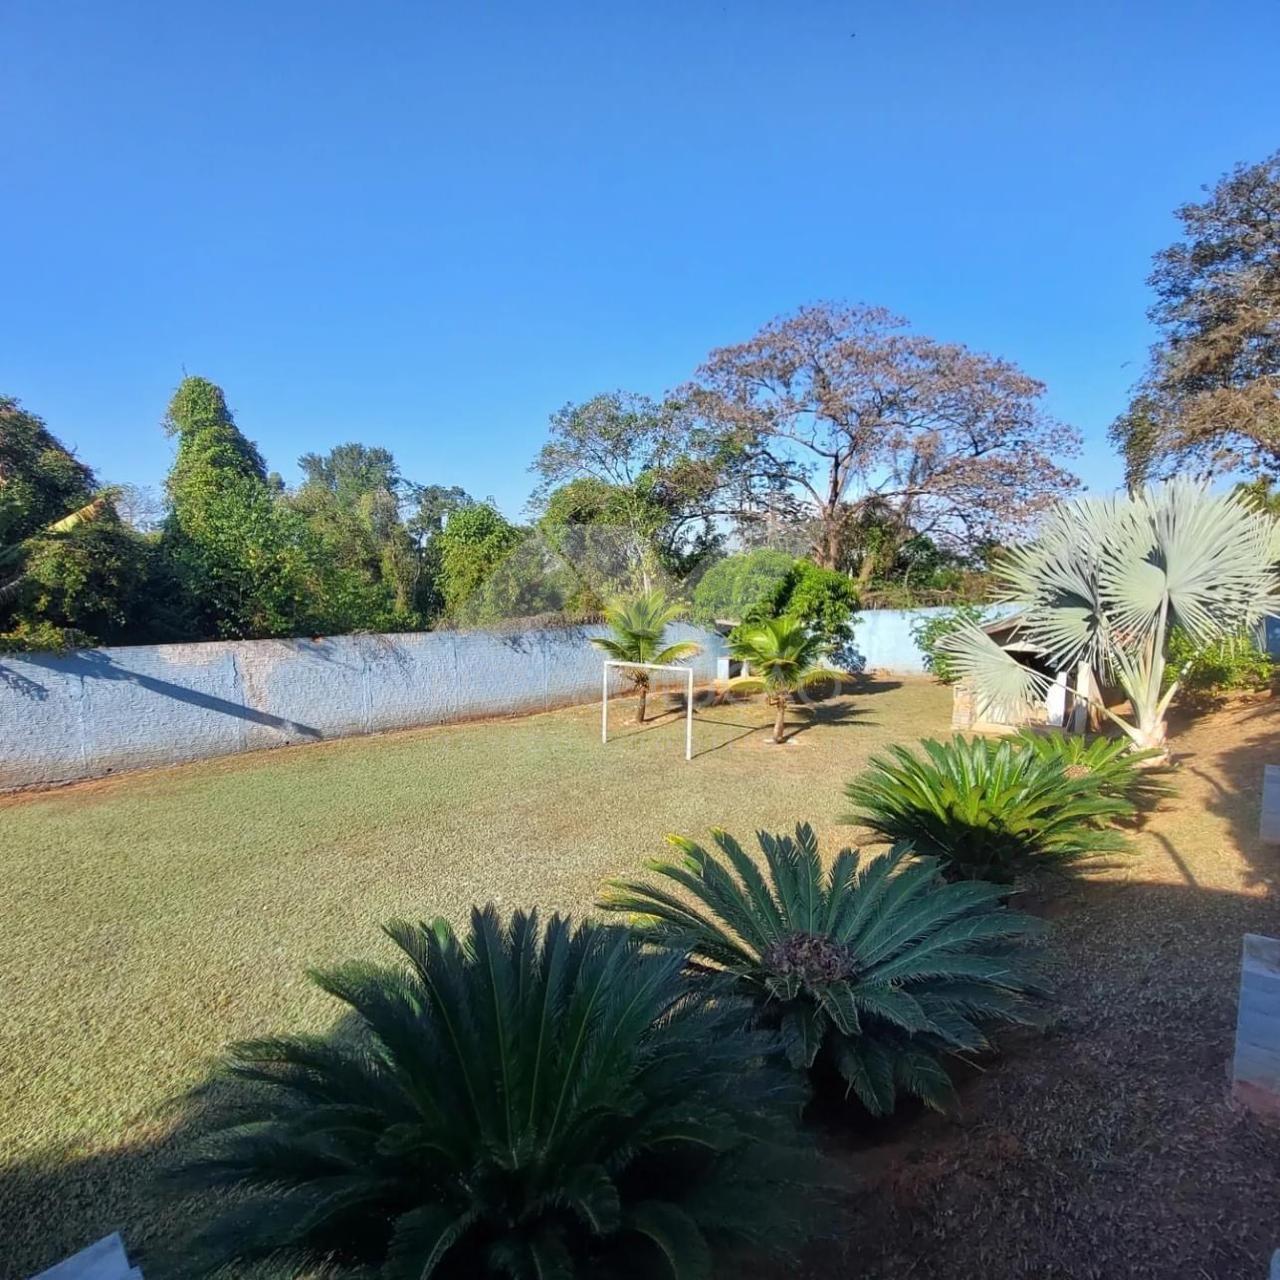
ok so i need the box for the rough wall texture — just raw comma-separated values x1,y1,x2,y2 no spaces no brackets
0,623,724,791
853,604,1018,674
0,608,1011,791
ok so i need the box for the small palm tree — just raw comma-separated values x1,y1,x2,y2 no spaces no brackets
591,590,700,723
940,480,1279,752
170,906,817,1278
728,617,838,743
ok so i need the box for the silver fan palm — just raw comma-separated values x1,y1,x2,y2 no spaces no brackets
940,480,1280,751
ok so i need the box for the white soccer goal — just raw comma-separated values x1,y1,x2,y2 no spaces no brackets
601,660,694,761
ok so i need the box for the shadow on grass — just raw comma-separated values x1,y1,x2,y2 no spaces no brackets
4,866,1278,1280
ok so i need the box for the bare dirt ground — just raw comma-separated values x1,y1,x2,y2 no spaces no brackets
793,694,1280,1279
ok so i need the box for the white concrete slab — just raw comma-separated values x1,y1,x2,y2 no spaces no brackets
1261,765,1280,844
29,1232,139,1280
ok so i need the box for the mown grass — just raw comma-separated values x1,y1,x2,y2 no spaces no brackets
0,676,949,1277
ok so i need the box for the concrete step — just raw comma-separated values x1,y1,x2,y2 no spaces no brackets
29,1233,140,1280
1261,765,1280,844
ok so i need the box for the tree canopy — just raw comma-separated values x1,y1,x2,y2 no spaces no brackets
1112,150,1280,484
686,302,1080,568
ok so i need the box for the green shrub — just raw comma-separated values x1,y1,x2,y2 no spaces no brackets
1013,730,1173,814
171,907,815,1278
910,605,991,684
692,548,795,624
731,559,860,667
844,736,1131,883
1165,626,1274,703
602,825,1044,1116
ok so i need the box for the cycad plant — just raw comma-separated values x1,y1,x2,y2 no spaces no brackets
1013,729,1173,815
601,825,1044,1116
728,617,840,743
591,590,700,723
845,736,1132,883
170,906,815,1280
939,480,1279,752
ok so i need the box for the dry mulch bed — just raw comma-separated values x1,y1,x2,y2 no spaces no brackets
787,695,1280,1279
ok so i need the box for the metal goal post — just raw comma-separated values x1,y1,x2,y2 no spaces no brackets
601,660,695,762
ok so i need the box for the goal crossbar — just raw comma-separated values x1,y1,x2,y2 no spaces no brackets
601,660,694,761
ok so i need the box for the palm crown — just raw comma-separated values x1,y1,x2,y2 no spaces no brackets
940,480,1279,749
171,906,816,1279
602,825,1044,1116
727,617,838,742
591,590,700,722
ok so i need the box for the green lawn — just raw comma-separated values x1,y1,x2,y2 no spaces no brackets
0,677,950,1277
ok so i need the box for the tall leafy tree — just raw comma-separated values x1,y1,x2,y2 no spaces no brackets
531,392,724,575
0,396,156,649
434,502,524,620
1112,150,1280,484
0,396,97,545
290,442,425,624
162,376,318,639
687,302,1080,568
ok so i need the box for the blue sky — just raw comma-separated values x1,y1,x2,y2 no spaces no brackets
4,0,1278,517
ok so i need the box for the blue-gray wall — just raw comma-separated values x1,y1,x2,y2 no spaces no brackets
0,624,724,791
0,609,1003,791
850,604,1018,674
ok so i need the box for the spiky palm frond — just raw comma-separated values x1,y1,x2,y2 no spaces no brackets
170,908,815,1279
1013,729,1173,814
591,592,700,713
591,591,697,666
601,826,1044,1117
728,618,834,697
845,736,1132,883
940,481,1280,748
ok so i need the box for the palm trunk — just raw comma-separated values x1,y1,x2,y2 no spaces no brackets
635,680,648,724
772,696,787,743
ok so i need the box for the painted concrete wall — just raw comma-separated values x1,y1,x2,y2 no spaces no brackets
0,623,724,791
0,607,1002,791
851,604,1018,675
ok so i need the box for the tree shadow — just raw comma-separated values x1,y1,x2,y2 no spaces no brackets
1169,693,1280,890
15,649,323,739
5,874,1277,1280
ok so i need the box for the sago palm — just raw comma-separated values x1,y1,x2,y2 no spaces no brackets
1013,728,1173,815
728,617,839,743
170,906,815,1280
939,479,1280,752
845,736,1132,883
601,825,1044,1116
591,590,700,723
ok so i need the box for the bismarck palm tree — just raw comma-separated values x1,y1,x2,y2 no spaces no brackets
591,591,700,723
941,480,1280,752
728,617,839,744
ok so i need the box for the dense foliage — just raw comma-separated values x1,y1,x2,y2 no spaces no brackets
602,826,1044,1115
172,907,815,1279
1164,626,1275,703
845,736,1132,883
691,548,795,624
911,605,992,684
